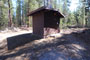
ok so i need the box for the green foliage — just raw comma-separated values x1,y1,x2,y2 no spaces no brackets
0,0,90,30
16,0,22,26
0,0,8,29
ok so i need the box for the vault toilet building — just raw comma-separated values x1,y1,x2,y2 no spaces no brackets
28,6,64,38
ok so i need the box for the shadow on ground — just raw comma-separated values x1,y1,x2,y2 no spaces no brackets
7,33,41,50
0,29,90,60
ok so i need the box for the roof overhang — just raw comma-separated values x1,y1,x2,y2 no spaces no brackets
27,6,64,18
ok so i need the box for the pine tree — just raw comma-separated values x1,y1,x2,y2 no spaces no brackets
0,0,8,29
16,0,22,26
8,0,12,27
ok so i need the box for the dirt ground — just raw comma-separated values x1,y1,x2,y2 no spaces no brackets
0,28,90,60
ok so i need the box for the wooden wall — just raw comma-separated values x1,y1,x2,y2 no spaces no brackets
44,11,60,36
44,11,60,29
32,11,60,37
33,12,44,37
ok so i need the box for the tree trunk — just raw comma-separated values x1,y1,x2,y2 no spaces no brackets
50,0,53,7
54,0,57,9
44,0,45,6
83,2,85,27
0,7,2,18
47,0,49,6
28,0,30,27
8,0,12,27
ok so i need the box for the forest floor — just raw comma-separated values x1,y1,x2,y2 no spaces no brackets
0,28,90,60
0,27,32,42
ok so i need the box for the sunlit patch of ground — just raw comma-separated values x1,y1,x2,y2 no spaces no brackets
0,28,32,43
0,28,90,60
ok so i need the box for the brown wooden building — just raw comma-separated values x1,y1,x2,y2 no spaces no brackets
28,6,64,38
